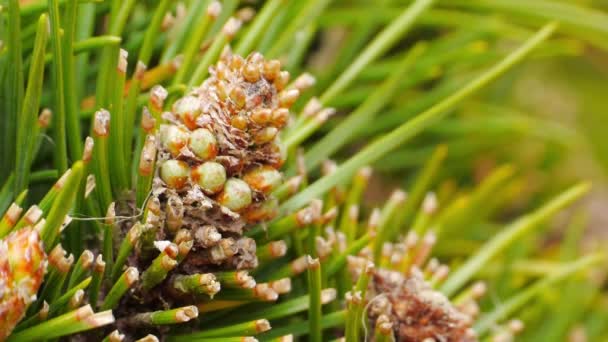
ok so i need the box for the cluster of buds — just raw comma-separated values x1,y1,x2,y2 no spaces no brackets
110,52,301,333
0,227,47,340
338,187,477,341
149,50,296,273
338,188,524,342
360,257,523,342
354,257,477,341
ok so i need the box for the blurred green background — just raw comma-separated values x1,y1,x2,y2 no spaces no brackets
300,1,608,339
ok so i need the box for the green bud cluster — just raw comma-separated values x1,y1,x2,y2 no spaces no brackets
157,50,293,226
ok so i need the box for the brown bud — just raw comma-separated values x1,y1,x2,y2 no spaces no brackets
231,115,248,130
229,86,246,109
254,126,278,145
274,71,290,91
216,80,228,101
271,108,289,127
262,59,281,81
230,54,245,70
250,108,272,125
215,62,227,81
242,63,260,83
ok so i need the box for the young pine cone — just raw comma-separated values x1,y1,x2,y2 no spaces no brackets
0,227,47,340
147,50,294,274
368,268,476,342
348,224,478,341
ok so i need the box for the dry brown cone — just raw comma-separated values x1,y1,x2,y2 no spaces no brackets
348,228,478,341
368,268,476,341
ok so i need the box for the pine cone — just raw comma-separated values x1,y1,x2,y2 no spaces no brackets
116,52,296,325
150,50,292,273
368,268,476,342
